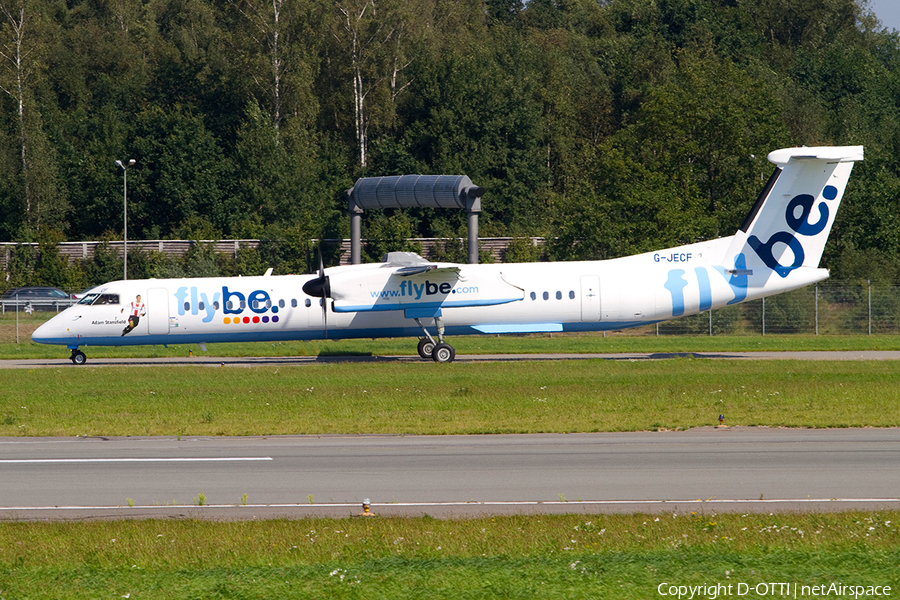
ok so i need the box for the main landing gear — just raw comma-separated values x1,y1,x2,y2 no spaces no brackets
69,348,87,365
414,317,455,363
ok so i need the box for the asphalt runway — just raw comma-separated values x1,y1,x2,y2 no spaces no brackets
3,350,900,368
2,428,899,521
3,351,899,520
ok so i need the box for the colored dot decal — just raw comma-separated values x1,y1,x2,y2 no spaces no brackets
221,313,285,325
823,185,838,200
272,306,278,313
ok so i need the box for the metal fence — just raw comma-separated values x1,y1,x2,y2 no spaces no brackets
656,282,900,335
0,299,78,315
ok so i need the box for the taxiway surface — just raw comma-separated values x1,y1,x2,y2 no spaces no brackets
2,428,898,520
3,350,900,368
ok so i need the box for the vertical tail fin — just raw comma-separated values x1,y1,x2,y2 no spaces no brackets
725,146,864,278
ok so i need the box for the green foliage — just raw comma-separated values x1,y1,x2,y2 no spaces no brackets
80,240,124,285
362,212,423,263
503,237,544,263
3,244,37,289
0,0,898,281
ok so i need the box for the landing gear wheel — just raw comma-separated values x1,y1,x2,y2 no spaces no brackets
431,342,455,363
417,338,436,360
70,350,87,365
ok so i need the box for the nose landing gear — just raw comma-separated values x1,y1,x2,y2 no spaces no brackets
69,349,87,365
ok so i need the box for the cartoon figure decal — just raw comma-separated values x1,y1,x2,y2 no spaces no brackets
121,294,146,336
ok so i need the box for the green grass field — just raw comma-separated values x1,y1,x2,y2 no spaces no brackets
2,359,900,436
3,321,900,598
1,513,898,599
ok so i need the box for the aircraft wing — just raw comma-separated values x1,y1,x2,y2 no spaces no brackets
328,265,523,315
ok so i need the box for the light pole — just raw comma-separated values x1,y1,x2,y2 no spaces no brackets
115,159,136,280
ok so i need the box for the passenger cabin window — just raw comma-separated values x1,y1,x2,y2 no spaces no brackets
305,299,311,307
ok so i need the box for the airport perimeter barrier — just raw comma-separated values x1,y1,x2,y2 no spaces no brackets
655,282,900,336
0,298,78,314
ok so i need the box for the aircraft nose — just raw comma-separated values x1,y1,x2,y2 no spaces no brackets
31,314,70,345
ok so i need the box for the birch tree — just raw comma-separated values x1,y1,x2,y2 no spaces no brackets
227,0,319,141
0,0,32,223
0,0,64,238
331,0,424,167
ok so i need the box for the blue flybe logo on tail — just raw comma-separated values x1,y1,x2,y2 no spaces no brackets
748,187,836,278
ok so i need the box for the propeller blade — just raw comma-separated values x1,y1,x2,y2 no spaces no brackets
301,244,330,338
301,244,331,298
321,245,328,336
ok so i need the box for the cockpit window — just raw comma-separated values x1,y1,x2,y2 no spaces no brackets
77,293,120,306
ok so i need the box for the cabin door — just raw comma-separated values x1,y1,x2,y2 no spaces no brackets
147,288,170,335
580,276,601,322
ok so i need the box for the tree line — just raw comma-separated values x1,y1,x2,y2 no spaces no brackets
1,0,899,288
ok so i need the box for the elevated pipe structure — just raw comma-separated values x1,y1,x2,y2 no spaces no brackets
348,175,484,264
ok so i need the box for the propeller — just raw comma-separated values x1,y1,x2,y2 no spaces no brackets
302,244,330,336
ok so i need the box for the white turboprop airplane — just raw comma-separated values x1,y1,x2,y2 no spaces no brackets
33,145,863,364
